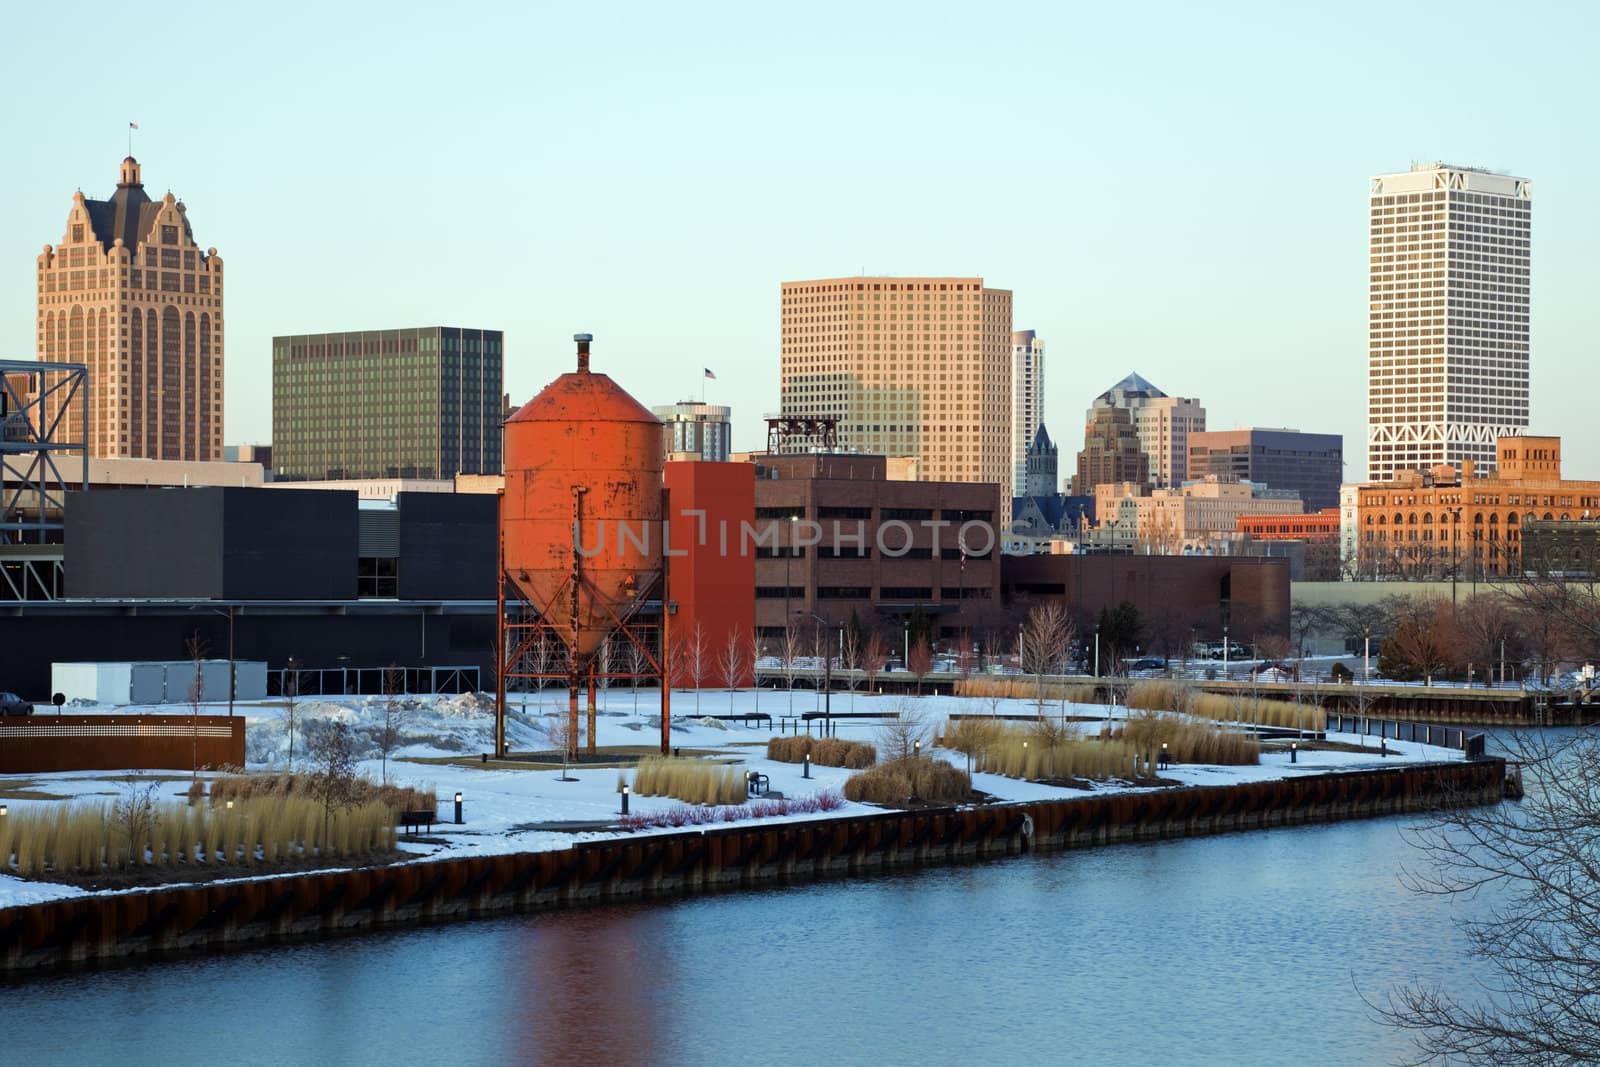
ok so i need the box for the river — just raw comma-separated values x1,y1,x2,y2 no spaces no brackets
4,812,1489,1067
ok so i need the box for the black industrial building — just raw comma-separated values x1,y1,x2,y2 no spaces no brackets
1,488,499,699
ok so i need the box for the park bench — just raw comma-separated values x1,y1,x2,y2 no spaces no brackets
398,808,438,834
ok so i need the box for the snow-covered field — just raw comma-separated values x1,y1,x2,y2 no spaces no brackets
0,686,1459,908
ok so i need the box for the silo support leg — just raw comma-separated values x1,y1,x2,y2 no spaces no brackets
587,663,598,755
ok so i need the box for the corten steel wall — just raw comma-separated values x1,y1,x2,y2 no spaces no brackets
0,716,244,773
1002,554,1290,638
65,487,356,600
0,760,1502,973
396,492,497,600
665,461,756,686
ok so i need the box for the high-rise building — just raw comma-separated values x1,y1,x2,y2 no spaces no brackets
1012,329,1045,496
271,327,503,481
654,401,732,461
778,276,1013,504
1089,373,1204,488
35,157,224,460
1186,428,1344,511
1367,163,1531,481
1070,406,1148,494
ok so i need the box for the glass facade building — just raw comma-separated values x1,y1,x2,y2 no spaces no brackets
271,327,503,481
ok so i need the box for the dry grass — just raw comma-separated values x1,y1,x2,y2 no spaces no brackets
980,725,1156,783
1103,712,1260,766
765,735,877,769
1189,693,1324,732
204,772,436,814
0,794,398,877
843,756,971,806
633,757,747,806
956,677,1096,704
1127,680,1194,712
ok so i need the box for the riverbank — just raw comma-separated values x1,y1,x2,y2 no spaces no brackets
0,755,1502,974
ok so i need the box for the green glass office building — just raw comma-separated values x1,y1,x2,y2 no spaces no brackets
272,327,503,480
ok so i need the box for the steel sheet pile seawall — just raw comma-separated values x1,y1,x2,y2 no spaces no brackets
0,760,1504,973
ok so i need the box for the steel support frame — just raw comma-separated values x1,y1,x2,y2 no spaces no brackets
0,360,88,546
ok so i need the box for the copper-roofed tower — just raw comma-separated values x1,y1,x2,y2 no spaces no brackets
496,334,672,759
35,156,224,460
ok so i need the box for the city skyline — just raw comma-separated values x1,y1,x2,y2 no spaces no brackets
3,2,1597,477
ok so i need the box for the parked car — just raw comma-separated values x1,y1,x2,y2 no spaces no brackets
1125,657,1164,672
0,692,34,716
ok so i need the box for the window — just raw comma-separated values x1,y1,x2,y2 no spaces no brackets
358,556,398,598
161,224,177,245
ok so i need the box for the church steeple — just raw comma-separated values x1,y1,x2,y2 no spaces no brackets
118,156,141,187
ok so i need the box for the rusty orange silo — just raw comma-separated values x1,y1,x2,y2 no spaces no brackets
502,334,664,663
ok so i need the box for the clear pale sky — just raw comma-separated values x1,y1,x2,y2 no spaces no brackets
4,1,1596,477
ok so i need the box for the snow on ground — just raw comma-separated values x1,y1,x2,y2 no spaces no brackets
0,687,1462,907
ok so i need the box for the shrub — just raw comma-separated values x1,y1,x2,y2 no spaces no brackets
1330,662,1354,683
843,756,970,806
619,790,845,830
764,736,876,768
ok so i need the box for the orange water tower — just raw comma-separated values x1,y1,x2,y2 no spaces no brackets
496,334,672,758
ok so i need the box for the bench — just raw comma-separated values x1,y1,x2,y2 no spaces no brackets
398,808,438,834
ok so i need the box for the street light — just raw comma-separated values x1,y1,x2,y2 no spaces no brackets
189,604,238,717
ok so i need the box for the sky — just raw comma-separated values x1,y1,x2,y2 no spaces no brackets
3,0,1596,477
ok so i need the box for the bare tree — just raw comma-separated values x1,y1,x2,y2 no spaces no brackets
861,630,888,694
310,720,358,846
186,630,207,782
719,625,746,697
1377,729,1600,1063
945,715,1000,776
113,772,160,868
1381,596,1458,684
780,619,803,711
624,633,648,719
380,662,405,784
953,632,976,680
877,700,927,761
283,655,302,773
747,628,765,716
839,622,861,710
1454,592,1524,686
1021,602,1071,715
907,637,934,697
686,622,708,716
546,711,578,781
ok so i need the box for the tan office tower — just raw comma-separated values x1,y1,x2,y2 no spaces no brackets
35,156,224,460
1367,163,1530,481
779,276,1013,502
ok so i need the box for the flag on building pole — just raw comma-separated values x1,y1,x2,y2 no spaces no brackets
703,368,716,380
129,122,139,129
127,122,138,156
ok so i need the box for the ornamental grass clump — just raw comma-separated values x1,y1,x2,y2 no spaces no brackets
842,756,971,806
0,794,398,878
1188,694,1324,732
956,678,1095,704
981,729,1153,783
765,735,876,768
1127,680,1195,713
633,757,747,806
1102,711,1260,766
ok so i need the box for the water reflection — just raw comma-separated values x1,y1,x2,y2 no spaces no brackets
4,813,1504,1067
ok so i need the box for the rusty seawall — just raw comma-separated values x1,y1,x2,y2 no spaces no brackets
0,759,1504,974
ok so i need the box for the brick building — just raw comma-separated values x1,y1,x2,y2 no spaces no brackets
1354,435,1600,579
751,453,1001,643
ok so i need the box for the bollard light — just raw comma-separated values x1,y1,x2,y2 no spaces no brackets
0,804,7,818
1290,741,1298,764
454,791,464,825
803,753,811,779
914,740,921,757
621,784,630,816
226,799,234,810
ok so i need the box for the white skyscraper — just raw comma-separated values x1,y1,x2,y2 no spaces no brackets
1367,163,1531,481
1011,329,1044,496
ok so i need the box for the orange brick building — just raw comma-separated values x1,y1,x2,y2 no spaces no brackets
1238,508,1341,541
1355,435,1600,578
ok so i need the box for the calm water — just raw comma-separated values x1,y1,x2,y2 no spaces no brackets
4,815,1487,1067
